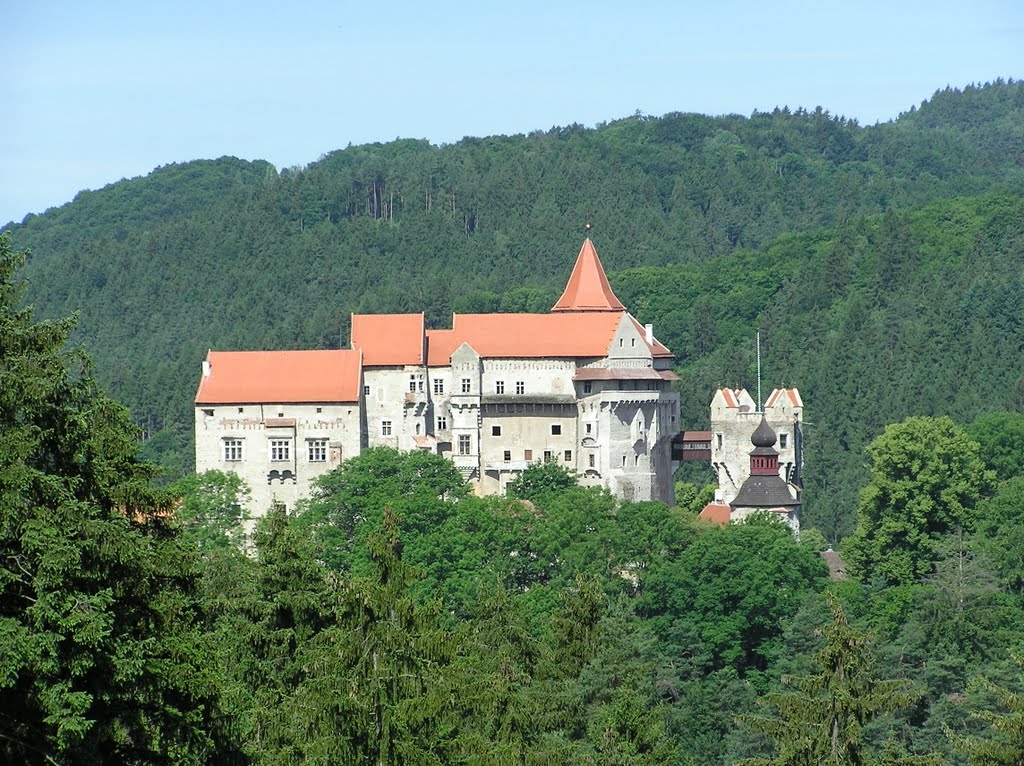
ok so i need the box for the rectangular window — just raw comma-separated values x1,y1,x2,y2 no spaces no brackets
583,381,592,394
458,434,471,455
551,424,562,436
491,425,502,436
409,376,417,392
564,450,572,462
461,377,471,394
270,439,291,462
223,438,243,461
433,379,444,395
543,450,553,462
363,384,370,397
589,453,595,468
515,381,525,395
503,450,512,461
437,415,447,431
496,380,505,394
524,449,533,461
308,439,327,462
716,433,723,449
586,423,593,435
381,420,392,436
779,433,789,449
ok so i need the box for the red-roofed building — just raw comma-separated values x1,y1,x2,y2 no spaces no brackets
196,236,681,519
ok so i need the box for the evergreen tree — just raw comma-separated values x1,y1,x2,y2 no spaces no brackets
738,597,941,766
0,232,238,763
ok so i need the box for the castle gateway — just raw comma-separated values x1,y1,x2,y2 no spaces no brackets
195,237,682,520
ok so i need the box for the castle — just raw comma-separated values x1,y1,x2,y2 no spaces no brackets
194,236,681,521
696,387,804,530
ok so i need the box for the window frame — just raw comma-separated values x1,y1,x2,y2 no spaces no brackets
223,438,243,462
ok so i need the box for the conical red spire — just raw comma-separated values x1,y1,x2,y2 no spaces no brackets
551,237,626,312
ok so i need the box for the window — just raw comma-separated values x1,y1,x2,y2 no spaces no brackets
589,453,595,468
495,380,505,394
543,450,553,462
308,439,327,462
381,420,392,436
202,408,214,417
415,423,421,435
492,425,502,437
503,450,511,461
716,433,723,449
779,433,789,449
315,407,322,413
270,439,291,462
586,423,593,435
564,450,572,462
550,424,561,436
622,455,627,467
524,449,533,461
515,381,525,395
458,434,471,455
223,438,243,461
631,338,636,347
363,384,370,397
461,377,471,394
409,376,417,392
583,381,592,394
238,407,244,413
437,415,447,431
433,379,444,395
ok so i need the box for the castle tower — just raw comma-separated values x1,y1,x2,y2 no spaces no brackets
728,417,800,532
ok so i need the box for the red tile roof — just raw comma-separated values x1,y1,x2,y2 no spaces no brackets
721,388,737,408
447,312,624,361
699,502,731,525
551,238,626,312
765,387,803,409
195,350,362,404
351,313,425,366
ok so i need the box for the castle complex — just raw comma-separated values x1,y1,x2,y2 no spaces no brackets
194,236,682,520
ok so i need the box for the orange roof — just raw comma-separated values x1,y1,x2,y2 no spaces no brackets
426,329,461,367
721,388,737,408
351,313,425,366
765,387,803,409
699,502,731,525
195,350,362,404
434,312,624,363
551,238,626,312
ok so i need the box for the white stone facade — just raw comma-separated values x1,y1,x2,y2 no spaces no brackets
709,387,803,505
194,237,682,519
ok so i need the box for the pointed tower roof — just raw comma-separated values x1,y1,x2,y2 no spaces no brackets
551,237,626,312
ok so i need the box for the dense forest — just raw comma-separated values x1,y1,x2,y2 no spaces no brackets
5,80,1024,540
4,228,1024,764
4,80,1024,763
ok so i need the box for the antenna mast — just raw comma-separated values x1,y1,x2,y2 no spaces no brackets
756,330,762,414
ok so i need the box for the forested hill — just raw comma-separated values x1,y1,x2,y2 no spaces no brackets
5,80,1024,536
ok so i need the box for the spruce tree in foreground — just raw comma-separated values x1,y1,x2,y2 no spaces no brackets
0,234,237,764
737,596,941,766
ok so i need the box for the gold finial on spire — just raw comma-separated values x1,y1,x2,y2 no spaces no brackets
585,210,593,238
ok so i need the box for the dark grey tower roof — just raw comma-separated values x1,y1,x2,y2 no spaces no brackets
751,417,777,448
730,475,799,509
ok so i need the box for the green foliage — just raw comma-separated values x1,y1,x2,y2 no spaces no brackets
949,654,1024,766
642,515,827,674
168,469,250,553
966,411,1024,481
738,597,941,766
844,416,993,586
0,233,237,764
506,460,579,501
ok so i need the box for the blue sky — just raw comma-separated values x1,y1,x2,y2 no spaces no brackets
2,0,1021,226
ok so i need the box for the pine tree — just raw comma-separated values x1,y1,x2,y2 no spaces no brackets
738,596,941,766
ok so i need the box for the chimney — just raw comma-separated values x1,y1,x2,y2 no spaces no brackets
202,359,211,377
645,323,653,344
